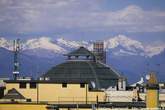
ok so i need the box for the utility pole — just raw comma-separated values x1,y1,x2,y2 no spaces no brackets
13,39,20,80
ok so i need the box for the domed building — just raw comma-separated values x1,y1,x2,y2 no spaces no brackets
1,45,152,110
1,45,127,105
42,46,125,90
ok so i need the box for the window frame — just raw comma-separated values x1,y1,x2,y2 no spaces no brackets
30,82,37,89
19,82,26,89
62,83,67,88
80,83,85,88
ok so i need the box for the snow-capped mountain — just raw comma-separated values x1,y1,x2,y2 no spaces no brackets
104,35,144,50
104,35,165,57
23,37,67,53
55,37,94,52
22,37,67,58
0,35,165,82
56,37,89,49
104,35,145,56
0,37,13,50
0,35,165,58
145,44,165,57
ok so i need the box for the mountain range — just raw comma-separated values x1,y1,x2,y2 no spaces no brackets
0,35,165,83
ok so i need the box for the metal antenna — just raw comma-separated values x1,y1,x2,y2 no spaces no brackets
13,39,20,80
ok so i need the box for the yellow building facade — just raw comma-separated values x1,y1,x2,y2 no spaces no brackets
4,81,105,104
0,104,47,110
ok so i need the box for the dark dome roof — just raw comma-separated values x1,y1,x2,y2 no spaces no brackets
42,60,120,89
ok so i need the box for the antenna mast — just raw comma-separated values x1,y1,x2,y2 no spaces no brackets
13,39,20,80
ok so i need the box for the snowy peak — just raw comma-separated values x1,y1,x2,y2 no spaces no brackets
56,37,89,49
104,35,164,57
104,35,145,56
145,44,165,57
0,37,13,50
23,37,67,53
56,37,81,48
104,35,144,50
0,35,164,58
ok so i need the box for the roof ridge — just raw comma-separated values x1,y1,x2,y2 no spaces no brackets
2,88,26,100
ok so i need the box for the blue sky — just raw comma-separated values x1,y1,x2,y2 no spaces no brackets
0,0,165,43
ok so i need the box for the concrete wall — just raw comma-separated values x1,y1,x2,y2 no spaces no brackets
105,91,134,102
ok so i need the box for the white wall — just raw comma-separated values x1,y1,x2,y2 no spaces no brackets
105,91,134,102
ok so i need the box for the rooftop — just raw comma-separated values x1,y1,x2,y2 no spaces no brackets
2,88,26,100
42,60,120,89
64,46,95,57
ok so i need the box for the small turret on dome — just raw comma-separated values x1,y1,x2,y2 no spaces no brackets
64,46,96,61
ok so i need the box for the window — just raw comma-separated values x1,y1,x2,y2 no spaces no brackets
80,83,85,88
19,82,26,88
62,83,67,88
30,82,37,89
26,98,32,102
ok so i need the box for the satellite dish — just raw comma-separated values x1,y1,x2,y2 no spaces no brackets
91,81,96,88
146,74,150,80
